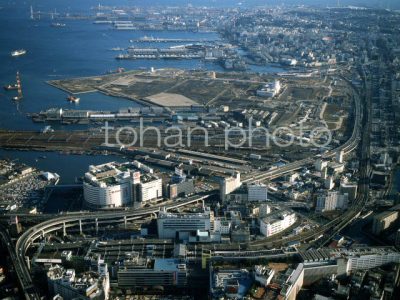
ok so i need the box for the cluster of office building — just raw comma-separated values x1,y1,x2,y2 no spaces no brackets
47,263,109,300
83,161,198,209
83,161,162,209
211,264,304,300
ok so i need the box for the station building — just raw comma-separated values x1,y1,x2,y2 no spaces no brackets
157,207,211,239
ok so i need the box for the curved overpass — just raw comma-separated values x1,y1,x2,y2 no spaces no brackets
15,193,212,300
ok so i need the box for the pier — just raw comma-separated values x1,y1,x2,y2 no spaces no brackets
130,37,216,43
117,47,204,60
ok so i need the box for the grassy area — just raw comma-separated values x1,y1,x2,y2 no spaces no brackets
323,104,342,122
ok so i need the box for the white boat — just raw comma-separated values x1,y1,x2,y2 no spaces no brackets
51,22,66,27
11,49,26,57
67,95,80,103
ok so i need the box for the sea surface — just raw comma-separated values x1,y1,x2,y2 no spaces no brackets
0,0,284,184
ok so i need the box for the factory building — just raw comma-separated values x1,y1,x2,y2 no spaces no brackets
256,80,282,98
247,183,268,202
372,211,398,235
259,210,297,237
118,258,188,289
157,207,211,239
316,191,348,212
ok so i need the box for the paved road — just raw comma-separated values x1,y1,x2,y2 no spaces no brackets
0,225,39,300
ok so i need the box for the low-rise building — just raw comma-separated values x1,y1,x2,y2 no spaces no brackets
254,265,275,286
213,218,232,235
259,210,297,237
118,258,188,289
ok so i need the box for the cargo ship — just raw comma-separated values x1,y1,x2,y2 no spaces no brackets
51,22,66,27
67,95,80,103
109,47,124,51
11,49,26,57
3,83,18,91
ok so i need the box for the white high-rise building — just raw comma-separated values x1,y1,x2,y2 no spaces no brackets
220,172,241,200
372,211,398,235
248,183,268,202
324,176,335,190
83,162,134,209
316,191,348,212
83,162,162,209
315,159,328,172
336,150,344,163
138,175,162,203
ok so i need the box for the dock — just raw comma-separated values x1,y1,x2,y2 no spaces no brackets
130,37,216,43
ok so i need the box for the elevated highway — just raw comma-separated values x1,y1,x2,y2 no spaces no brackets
14,192,213,300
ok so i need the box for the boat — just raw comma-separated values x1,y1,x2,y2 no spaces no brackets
41,125,54,134
51,22,66,27
109,47,124,51
67,95,80,103
3,83,18,91
11,49,26,57
106,67,125,74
